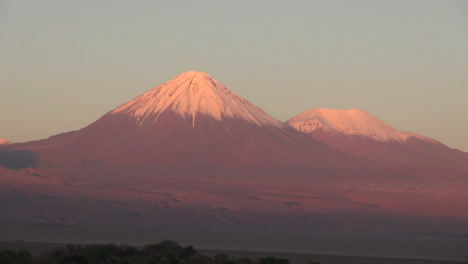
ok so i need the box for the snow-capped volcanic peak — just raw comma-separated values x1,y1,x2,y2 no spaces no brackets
111,71,283,128
287,108,435,143
0,138,10,145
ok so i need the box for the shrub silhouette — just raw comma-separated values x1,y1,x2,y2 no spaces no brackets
0,249,32,264
1,240,290,264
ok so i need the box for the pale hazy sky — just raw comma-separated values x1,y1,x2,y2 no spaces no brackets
1,0,467,151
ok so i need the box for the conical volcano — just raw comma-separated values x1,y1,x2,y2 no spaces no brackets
6,72,468,255
22,72,345,168
110,71,284,128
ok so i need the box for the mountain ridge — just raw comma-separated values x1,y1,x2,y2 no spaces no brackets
286,108,467,165
286,108,439,144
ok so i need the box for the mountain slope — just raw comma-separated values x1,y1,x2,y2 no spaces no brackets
0,138,10,145
3,73,468,259
287,108,468,166
111,71,284,128
17,72,349,169
287,108,437,143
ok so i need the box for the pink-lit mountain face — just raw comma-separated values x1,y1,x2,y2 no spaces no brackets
0,138,10,145
19,71,348,168
286,108,468,166
3,72,468,259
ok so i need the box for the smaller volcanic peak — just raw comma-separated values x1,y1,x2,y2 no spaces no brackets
110,71,283,128
287,108,435,143
0,138,11,145
287,108,468,166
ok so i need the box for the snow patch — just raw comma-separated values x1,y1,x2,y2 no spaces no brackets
287,108,437,143
110,71,284,128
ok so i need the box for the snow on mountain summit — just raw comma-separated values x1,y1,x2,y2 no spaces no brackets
287,108,436,143
110,71,284,128
24,71,338,168
0,138,10,145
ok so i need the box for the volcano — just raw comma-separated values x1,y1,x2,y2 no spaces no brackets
3,73,468,259
286,108,468,166
18,71,348,168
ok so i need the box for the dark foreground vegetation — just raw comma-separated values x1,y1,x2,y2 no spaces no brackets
0,240,289,264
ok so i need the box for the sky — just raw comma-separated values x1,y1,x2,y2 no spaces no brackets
1,0,467,151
